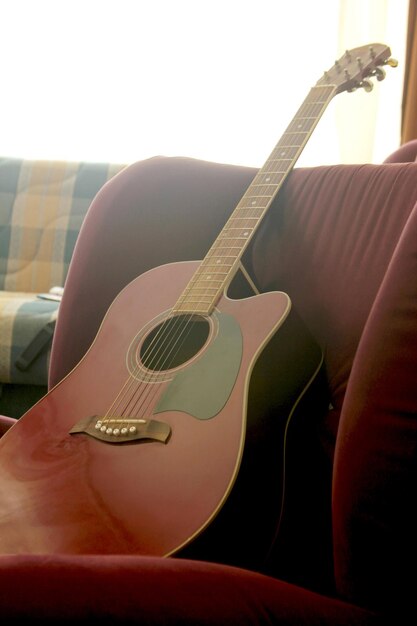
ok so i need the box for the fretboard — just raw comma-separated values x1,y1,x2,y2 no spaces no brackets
173,83,336,315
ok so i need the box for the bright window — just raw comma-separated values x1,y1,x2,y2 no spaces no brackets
0,0,408,167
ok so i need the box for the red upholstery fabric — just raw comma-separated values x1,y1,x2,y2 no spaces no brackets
2,149,417,623
0,554,383,625
332,201,417,618
0,415,15,437
250,163,417,451
383,138,417,163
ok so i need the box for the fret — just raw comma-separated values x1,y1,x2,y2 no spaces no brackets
237,199,270,209
200,267,235,275
277,134,309,146
259,158,293,166
175,299,214,310
195,267,230,275
288,115,317,121
193,262,229,272
181,295,215,301
263,149,299,157
182,287,218,295
252,173,286,184
220,230,253,238
203,258,235,266
287,121,315,130
281,130,309,136
207,242,241,252
173,303,211,314
203,257,236,264
261,162,291,174
184,278,223,292
296,104,327,116
223,220,257,226
216,237,250,243
232,210,265,221
268,143,300,151
226,216,259,224
249,184,285,192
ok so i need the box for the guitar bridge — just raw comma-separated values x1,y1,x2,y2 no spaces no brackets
69,415,171,444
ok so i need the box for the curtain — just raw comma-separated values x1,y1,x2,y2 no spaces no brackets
401,0,417,142
336,0,408,163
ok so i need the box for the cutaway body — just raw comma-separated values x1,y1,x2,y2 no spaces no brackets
0,261,315,559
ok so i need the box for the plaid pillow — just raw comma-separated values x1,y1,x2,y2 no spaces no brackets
0,157,125,293
0,292,59,384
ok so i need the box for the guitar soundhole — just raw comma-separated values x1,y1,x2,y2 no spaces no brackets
140,314,210,372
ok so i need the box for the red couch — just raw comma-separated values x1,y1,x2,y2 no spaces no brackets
1,141,417,624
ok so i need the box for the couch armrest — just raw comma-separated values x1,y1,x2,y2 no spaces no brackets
0,415,16,437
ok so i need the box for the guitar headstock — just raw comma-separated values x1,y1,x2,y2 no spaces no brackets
317,43,397,94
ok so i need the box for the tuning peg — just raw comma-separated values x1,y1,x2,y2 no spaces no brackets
386,57,398,67
362,79,374,92
375,67,386,81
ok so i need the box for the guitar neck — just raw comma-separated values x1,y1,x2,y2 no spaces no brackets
173,84,336,316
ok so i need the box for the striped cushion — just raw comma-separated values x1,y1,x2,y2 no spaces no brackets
0,292,58,385
0,157,125,384
0,158,125,293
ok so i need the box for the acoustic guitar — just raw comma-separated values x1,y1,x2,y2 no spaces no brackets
0,44,395,566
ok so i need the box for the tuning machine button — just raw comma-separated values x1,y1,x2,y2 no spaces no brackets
361,79,374,93
375,67,386,81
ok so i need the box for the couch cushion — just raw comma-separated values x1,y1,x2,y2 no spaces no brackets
332,200,417,618
0,292,59,385
383,139,417,163
0,415,15,437
0,157,125,389
251,162,417,452
0,157,125,294
0,554,383,625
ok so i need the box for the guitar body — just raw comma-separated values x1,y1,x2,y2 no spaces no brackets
0,261,323,563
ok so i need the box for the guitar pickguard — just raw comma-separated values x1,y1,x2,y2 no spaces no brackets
155,311,243,420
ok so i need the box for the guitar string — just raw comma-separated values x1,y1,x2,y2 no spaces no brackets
101,179,273,422
107,190,271,423
101,88,335,431
102,89,332,427
105,173,282,424
107,238,239,423
102,252,230,422
103,310,187,420
102,89,332,428
102,222,249,427
118,313,200,418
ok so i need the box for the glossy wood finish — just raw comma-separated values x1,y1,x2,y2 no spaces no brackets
0,261,290,556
